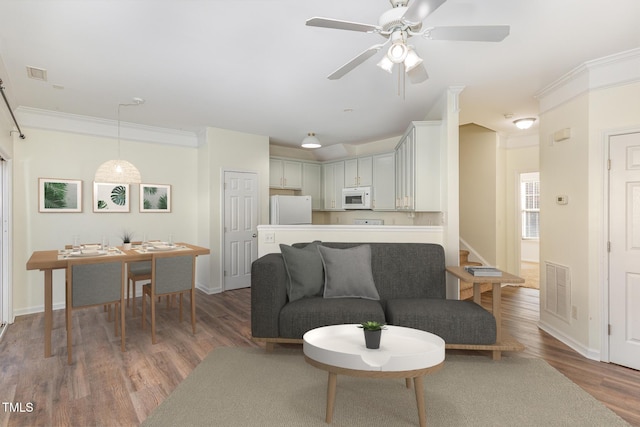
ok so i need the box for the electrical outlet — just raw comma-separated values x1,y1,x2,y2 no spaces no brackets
263,232,275,243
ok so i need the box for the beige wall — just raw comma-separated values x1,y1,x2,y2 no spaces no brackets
15,127,199,314
505,141,539,272
539,80,640,356
202,127,270,294
459,124,499,265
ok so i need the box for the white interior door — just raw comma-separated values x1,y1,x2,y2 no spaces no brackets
223,171,258,291
609,131,640,370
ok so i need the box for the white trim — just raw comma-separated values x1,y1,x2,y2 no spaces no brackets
15,106,200,147
536,48,640,114
538,319,601,361
458,237,491,267
1,158,12,326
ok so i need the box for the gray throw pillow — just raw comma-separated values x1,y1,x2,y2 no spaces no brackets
318,244,380,300
280,241,324,302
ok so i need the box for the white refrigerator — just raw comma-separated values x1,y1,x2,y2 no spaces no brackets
270,195,312,225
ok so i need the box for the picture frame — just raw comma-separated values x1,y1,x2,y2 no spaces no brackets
140,183,171,213
93,182,130,212
38,178,83,213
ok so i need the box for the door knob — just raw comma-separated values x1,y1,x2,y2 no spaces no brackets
252,233,257,238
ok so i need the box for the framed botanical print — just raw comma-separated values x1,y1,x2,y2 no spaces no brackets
140,183,171,212
38,178,82,212
93,182,130,212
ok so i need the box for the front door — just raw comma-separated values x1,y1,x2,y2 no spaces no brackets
609,131,640,370
223,171,258,291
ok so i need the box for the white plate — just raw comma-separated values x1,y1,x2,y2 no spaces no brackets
69,250,107,257
147,245,175,251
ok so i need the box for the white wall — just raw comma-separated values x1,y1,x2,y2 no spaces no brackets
15,127,199,314
201,126,270,294
257,225,444,257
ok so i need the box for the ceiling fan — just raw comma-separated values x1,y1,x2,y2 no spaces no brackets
306,0,510,84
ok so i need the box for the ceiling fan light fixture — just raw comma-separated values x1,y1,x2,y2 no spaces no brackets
301,132,321,149
514,118,536,130
387,42,408,63
377,55,394,73
403,47,423,72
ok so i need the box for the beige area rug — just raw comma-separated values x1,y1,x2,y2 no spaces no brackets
142,347,628,427
516,261,540,289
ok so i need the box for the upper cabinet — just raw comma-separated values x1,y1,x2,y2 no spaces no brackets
269,159,302,189
301,162,322,210
372,152,395,210
395,121,442,212
344,156,373,188
322,161,345,210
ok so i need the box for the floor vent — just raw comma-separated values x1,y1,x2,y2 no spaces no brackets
545,261,571,322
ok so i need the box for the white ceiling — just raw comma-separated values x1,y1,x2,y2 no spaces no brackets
0,0,638,148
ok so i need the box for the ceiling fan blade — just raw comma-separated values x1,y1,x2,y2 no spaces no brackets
306,17,380,33
328,43,386,80
402,0,447,26
426,25,510,42
407,63,429,84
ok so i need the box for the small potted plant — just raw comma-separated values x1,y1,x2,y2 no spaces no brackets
122,231,133,250
358,321,386,349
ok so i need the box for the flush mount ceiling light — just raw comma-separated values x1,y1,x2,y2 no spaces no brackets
94,98,144,184
513,118,536,130
301,132,321,148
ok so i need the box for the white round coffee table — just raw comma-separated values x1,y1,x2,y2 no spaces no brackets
303,324,445,427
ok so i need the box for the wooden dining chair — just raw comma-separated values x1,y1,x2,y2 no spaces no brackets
141,252,196,344
66,257,125,364
127,260,151,316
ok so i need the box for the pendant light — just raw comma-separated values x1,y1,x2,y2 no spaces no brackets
94,98,144,184
301,132,321,148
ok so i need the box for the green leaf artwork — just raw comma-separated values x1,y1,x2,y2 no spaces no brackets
97,200,107,209
44,182,68,209
142,185,169,211
110,185,127,206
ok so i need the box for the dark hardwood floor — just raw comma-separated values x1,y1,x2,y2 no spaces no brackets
1,286,639,426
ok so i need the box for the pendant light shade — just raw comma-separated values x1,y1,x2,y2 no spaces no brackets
301,132,321,148
94,98,144,184
94,159,141,184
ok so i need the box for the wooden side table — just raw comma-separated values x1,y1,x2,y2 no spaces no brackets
446,266,525,360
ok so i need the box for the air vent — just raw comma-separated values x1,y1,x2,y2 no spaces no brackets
545,261,571,322
26,66,47,81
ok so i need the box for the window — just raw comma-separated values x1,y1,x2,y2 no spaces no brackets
521,173,540,239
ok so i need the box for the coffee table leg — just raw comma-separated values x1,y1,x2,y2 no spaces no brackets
413,376,427,427
326,372,337,423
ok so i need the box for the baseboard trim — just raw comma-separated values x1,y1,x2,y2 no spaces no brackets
538,320,601,361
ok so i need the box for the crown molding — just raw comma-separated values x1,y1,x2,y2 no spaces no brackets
14,107,200,147
536,48,640,114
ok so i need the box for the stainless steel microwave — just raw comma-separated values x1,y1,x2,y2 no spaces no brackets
342,187,372,209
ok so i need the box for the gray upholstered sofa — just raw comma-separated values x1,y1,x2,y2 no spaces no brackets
251,242,496,350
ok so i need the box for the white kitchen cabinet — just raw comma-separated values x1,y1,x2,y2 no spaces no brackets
301,162,322,210
395,121,441,211
322,161,345,210
344,156,373,187
269,158,302,189
372,152,395,210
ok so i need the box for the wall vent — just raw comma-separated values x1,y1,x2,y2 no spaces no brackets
26,66,47,81
545,261,571,322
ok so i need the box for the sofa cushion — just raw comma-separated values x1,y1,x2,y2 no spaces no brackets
279,241,323,302
318,244,380,300
279,297,385,339
385,298,496,345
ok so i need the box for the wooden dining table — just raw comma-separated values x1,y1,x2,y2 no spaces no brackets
26,242,210,358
